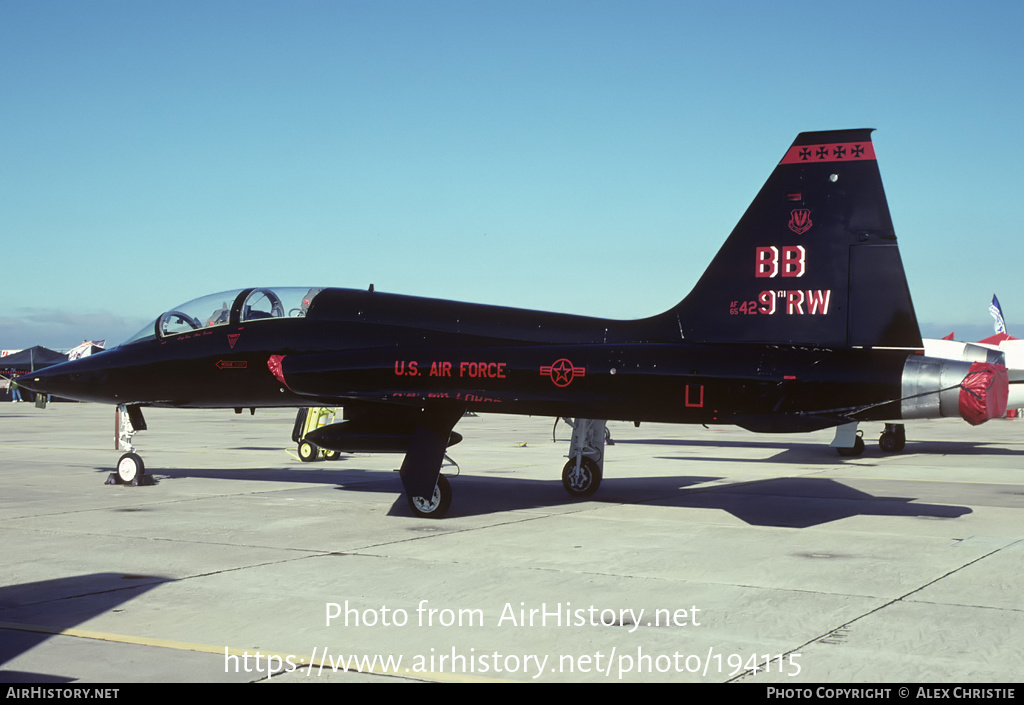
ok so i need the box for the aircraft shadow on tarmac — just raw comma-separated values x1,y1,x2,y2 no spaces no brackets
119,461,972,527
621,476,972,529
383,474,972,526
0,573,165,682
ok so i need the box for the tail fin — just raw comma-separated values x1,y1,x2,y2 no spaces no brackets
674,129,922,349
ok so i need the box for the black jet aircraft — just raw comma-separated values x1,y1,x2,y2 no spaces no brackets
20,129,1008,518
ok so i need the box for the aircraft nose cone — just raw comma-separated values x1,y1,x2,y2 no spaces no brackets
15,350,134,404
16,359,103,402
17,368,59,395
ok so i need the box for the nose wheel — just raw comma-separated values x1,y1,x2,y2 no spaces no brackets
107,405,152,486
115,452,145,484
107,451,150,485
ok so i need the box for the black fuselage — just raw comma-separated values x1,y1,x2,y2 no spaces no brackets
28,287,910,432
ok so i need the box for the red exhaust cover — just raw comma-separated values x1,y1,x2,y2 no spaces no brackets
958,362,1009,425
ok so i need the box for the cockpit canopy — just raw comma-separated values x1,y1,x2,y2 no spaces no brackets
123,287,324,345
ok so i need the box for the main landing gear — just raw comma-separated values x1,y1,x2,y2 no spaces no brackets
878,423,906,453
831,422,907,456
563,456,602,497
561,418,607,498
405,417,610,519
407,474,452,518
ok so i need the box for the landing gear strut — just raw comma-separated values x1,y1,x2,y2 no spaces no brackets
110,405,151,485
832,422,908,456
562,418,607,497
399,403,465,519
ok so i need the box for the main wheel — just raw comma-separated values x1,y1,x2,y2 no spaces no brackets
879,431,905,453
562,456,602,497
407,474,452,518
116,452,145,483
836,435,865,457
298,439,318,462
879,424,906,453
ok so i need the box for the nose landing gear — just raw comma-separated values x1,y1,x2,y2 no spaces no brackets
107,405,153,486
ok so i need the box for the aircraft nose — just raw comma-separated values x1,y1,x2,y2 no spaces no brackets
18,368,61,395
17,360,103,402
15,351,136,404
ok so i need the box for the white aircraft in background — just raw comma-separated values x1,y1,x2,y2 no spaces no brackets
924,333,1022,409
927,295,1022,409
841,297,1019,456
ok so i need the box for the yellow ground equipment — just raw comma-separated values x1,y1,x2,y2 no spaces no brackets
291,407,341,461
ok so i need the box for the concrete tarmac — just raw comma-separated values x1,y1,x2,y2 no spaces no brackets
0,403,1021,683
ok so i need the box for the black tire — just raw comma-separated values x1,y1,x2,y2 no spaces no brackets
298,440,319,462
562,456,602,497
323,449,341,461
116,452,145,483
292,408,308,443
879,432,905,453
836,435,865,457
407,474,452,518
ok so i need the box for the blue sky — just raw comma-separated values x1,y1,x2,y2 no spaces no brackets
3,0,1022,350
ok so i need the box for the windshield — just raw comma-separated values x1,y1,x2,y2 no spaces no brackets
121,287,325,345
